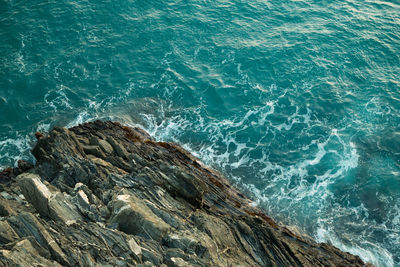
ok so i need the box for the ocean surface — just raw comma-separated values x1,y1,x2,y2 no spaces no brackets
1,0,399,265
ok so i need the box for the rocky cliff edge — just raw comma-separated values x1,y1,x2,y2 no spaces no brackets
0,120,368,266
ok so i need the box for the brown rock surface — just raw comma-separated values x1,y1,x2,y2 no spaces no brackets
0,120,368,266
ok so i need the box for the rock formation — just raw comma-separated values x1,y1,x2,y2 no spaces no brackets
0,120,368,266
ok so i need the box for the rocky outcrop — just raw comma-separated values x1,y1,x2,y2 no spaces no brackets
0,120,368,266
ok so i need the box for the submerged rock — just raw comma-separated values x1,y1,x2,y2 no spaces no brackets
0,120,369,266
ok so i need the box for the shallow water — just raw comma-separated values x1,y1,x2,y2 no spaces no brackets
1,0,400,265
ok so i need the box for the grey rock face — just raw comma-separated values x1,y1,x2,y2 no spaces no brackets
0,121,369,267
109,191,171,241
17,173,82,224
17,173,53,217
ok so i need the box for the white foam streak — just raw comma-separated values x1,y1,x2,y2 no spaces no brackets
55,93,391,267
0,134,33,168
316,227,394,267
44,85,73,111
66,111,92,128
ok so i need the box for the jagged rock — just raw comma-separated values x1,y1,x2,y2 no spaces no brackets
0,198,13,216
91,137,115,155
6,212,69,265
128,238,143,261
166,256,192,267
17,173,52,217
0,121,368,266
82,145,105,158
0,238,63,267
70,183,105,222
17,173,82,224
107,136,129,158
0,221,19,244
17,160,33,173
109,191,171,241
48,192,83,224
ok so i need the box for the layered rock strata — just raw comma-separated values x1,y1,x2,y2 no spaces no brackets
0,120,367,266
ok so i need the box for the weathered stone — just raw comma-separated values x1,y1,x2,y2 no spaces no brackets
141,247,164,266
0,238,62,267
0,192,12,201
0,221,19,244
0,121,367,267
99,139,114,154
107,136,129,158
17,160,33,172
70,186,103,222
128,238,143,260
17,173,52,217
7,212,69,265
0,198,13,216
163,233,197,253
17,173,82,224
83,145,105,158
48,192,83,224
167,256,193,267
109,192,171,241
80,252,96,267
88,136,100,146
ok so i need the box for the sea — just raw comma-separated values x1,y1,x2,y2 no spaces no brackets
1,0,399,266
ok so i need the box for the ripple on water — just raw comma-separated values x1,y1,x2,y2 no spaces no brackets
1,0,400,266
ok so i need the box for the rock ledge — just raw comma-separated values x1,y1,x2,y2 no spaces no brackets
0,120,368,266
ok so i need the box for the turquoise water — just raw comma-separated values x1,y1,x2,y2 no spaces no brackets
1,0,400,265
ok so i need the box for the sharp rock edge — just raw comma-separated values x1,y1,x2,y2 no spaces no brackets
0,120,371,267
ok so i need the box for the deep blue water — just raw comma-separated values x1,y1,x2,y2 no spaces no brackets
1,0,400,265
